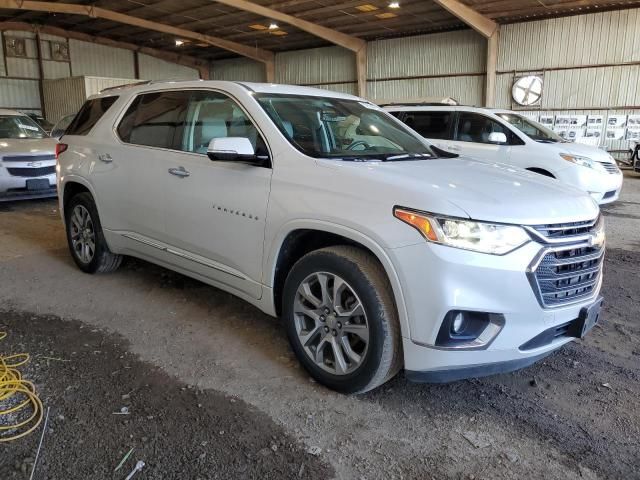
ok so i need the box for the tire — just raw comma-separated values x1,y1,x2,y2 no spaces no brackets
65,192,122,274
282,246,402,394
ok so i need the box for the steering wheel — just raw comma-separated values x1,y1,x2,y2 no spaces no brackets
347,140,371,151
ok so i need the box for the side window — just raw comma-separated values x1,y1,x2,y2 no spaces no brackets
117,91,189,149
455,113,510,144
66,96,119,136
403,111,453,140
180,90,265,155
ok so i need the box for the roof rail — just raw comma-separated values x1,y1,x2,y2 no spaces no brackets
100,80,153,93
376,96,460,107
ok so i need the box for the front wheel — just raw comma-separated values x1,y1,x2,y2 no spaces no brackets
283,246,402,394
65,192,122,274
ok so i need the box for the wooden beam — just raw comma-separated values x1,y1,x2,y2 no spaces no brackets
433,0,498,38
0,0,274,63
356,46,367,99
0,21,209,72
210,0,366,52
485,29,499,107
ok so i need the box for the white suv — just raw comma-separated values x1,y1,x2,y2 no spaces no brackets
384,105,623,204
57,81,604,393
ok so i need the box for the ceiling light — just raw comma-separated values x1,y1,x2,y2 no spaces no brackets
389,1,400,8
175,39,185,46
356,4,378,12
249,24,268,30
376,12,397,18
268,22,279,30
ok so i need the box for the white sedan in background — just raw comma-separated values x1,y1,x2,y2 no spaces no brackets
0,109,57,201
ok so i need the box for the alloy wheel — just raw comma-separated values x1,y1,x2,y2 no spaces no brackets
293,272,369,375
70,205,96,264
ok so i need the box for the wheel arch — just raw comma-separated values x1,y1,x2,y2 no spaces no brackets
266,221,411,338
60,176,98,221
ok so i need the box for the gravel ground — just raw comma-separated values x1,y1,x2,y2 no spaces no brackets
0,171,639,479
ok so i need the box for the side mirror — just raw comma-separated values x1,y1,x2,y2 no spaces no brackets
207,137,261,164
488,132,508,144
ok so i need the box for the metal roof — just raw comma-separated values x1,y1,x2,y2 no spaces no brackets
1,0,639,62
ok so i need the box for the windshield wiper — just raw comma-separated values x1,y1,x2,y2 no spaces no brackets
382,153,432,161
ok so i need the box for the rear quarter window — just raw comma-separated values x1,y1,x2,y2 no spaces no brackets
66,96,119,136
403,111,454,140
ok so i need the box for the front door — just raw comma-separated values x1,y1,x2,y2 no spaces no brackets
162,90,272,299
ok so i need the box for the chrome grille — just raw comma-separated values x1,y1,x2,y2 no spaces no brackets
529,218,598,240
527,216,604,308
6,166,56,177
534,246,604,307
596,161,619,174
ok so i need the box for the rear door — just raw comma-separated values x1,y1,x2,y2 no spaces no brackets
447,112,516,160
399,110,455,149
106,90,190,240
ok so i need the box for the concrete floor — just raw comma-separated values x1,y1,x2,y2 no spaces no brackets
1,171,639,479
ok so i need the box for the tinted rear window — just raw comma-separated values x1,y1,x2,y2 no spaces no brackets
66,96,119,136
117,91,189,149
403,111,453,140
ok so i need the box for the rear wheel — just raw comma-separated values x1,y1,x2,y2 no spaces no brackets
65,192,122,274
283,246,402,394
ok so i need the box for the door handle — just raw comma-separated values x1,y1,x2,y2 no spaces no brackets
97,153,113,163
168,166,190,178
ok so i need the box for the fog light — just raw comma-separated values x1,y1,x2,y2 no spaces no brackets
451,312,465,334
435,310,505,350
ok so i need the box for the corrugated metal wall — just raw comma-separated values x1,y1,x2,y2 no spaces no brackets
210,57,266,82
69,39,135,78
42,76,85,122
84,76,138,96
367,30,485,104
495,9,640,151
210,30,485,103
0,28,203,118
276,46,356,85
0,78,40,112
498,9,640,71
138,53,199,80
42,76,139,122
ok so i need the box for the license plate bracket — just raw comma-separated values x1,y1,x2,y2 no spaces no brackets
575,297,604,338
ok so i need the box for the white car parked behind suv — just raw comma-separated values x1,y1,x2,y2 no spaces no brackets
57,81,604,393
0,109,57,201
384,104,623,204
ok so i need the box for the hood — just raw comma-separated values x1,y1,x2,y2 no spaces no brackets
329,157,599,226
0,138,57,156
534,140,615,163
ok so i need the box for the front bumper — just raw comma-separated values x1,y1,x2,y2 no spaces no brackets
556,165,623,205
0,168,57,201
388,239,602,380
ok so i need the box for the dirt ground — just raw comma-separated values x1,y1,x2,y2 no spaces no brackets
1,171,639,479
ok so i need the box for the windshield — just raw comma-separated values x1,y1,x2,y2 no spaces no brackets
255,94,434,160
0,115,47,139
497,113,565,143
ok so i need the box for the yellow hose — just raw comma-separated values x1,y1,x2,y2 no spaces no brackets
0,331,43,442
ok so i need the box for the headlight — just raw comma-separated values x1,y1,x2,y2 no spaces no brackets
560,153,600,170
394,208,530,255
